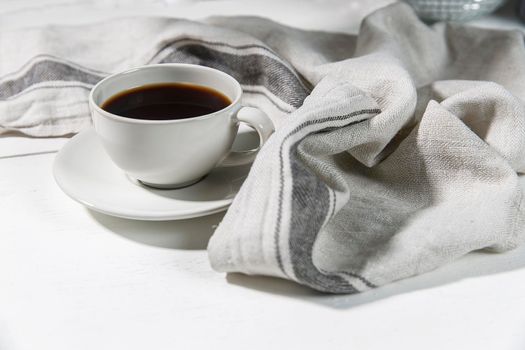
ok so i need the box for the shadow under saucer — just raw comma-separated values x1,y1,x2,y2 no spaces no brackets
89,209,225,250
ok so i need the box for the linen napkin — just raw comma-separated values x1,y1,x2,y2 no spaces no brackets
2,2,524,293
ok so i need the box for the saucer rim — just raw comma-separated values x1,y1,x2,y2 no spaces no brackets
52,128,234,221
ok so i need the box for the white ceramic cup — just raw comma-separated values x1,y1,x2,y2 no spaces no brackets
89,64,274,189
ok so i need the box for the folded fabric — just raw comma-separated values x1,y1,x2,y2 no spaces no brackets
2,2,524,293
210,4,525,292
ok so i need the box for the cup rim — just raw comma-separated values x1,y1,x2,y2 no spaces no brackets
89,63,242,125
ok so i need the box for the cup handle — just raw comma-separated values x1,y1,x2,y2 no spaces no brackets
220,106,274,167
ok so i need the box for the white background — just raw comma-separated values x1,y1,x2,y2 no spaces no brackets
1,1,525,349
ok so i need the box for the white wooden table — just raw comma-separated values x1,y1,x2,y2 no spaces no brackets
2,1,525,349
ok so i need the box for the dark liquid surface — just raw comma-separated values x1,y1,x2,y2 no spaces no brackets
101,83,232,120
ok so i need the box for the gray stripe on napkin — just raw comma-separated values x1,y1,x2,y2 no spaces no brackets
1,83,92,101
0,60,104,100
289,149,358,293
326,270,378,288
152,38,282,62
159,44,310,108
150,37,311,91
275,108,381,292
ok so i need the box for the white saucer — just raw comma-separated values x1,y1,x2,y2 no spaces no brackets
53,127,253,221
